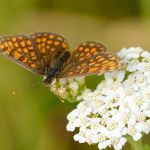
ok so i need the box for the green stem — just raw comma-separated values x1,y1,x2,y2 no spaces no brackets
127,136,144,150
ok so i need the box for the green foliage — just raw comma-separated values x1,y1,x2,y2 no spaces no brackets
143,144,150,150
36,0,141,19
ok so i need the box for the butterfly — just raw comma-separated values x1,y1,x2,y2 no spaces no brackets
0,32,124,85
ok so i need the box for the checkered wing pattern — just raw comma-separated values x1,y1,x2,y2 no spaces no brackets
30,32,69,67
0,32,69,75
59,41,124,77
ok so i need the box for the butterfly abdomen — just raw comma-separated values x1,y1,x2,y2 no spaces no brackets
43,51,71,85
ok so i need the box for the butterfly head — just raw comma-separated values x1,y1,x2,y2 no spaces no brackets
43,67,54,85
43,76,53,86
43,66,61,85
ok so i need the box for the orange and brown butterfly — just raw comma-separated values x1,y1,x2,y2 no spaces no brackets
0,32,124,85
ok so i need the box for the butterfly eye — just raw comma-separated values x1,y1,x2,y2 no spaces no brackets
43,74,53,85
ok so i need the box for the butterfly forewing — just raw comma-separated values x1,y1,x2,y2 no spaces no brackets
30,32,69,66
0,32,69,75
0,34,44,74
59,41,124,77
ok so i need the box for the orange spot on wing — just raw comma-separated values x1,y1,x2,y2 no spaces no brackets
30,52,36,57
68,72,73,75
80,69,85,74
42,37,46,42
75,53,79,57
107,62,115,66
54,41,60,46
96,56,102,59
51,48,55,51
4,42,8,47
110,57,117,61
81,63,86,67
108,66,116,70
86,52,91,57
57,36,63,41
32,56,36,60
79,47,83,51
20,41,25,47
94,64,100,67
37,34,41,37
13,51,21,59
14,42,19,48
79,57,85,61
28,46,33,51
18,36,23,40
41,48,45,53
85,48,89,52
0,44,4,49
31,64,37,68
89,59,94,62
36,38,41,43
49,35,55,39
47,40,52,44
89,62,95,66
46,45,50,49
88,67,99,73
90,43,94,47
23,48,28,53
91,48,96,53
101,65,108,69
26,40,32,46
80,53,85,56
42,43,45,47
7,47,12,52
93,51,98,55
8,41,13,47
22,57,28,62
117,64,124,68
5,50,10,54
98,57,104,62
102,60,109,64
62,43,67,48
12,37,17,42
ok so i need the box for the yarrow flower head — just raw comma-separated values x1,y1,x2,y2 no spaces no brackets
66,47,150,150
50,77,85,102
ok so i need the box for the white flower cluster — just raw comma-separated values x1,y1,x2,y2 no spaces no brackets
67,47,150,150
50,77,85,102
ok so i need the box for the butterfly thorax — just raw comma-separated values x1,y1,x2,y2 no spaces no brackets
43,51,71,85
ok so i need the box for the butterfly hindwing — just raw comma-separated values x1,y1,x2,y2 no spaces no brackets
59,41,124,77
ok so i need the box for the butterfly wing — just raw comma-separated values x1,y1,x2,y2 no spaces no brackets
30,32,69,67
59,41,124,78
0,32,69,75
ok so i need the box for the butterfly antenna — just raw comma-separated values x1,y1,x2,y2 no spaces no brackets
11,81,44,96
25,80,43,89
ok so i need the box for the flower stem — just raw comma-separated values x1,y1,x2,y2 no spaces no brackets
127,136,144,150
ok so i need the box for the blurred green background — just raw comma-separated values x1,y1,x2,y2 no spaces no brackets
0,0,150,150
